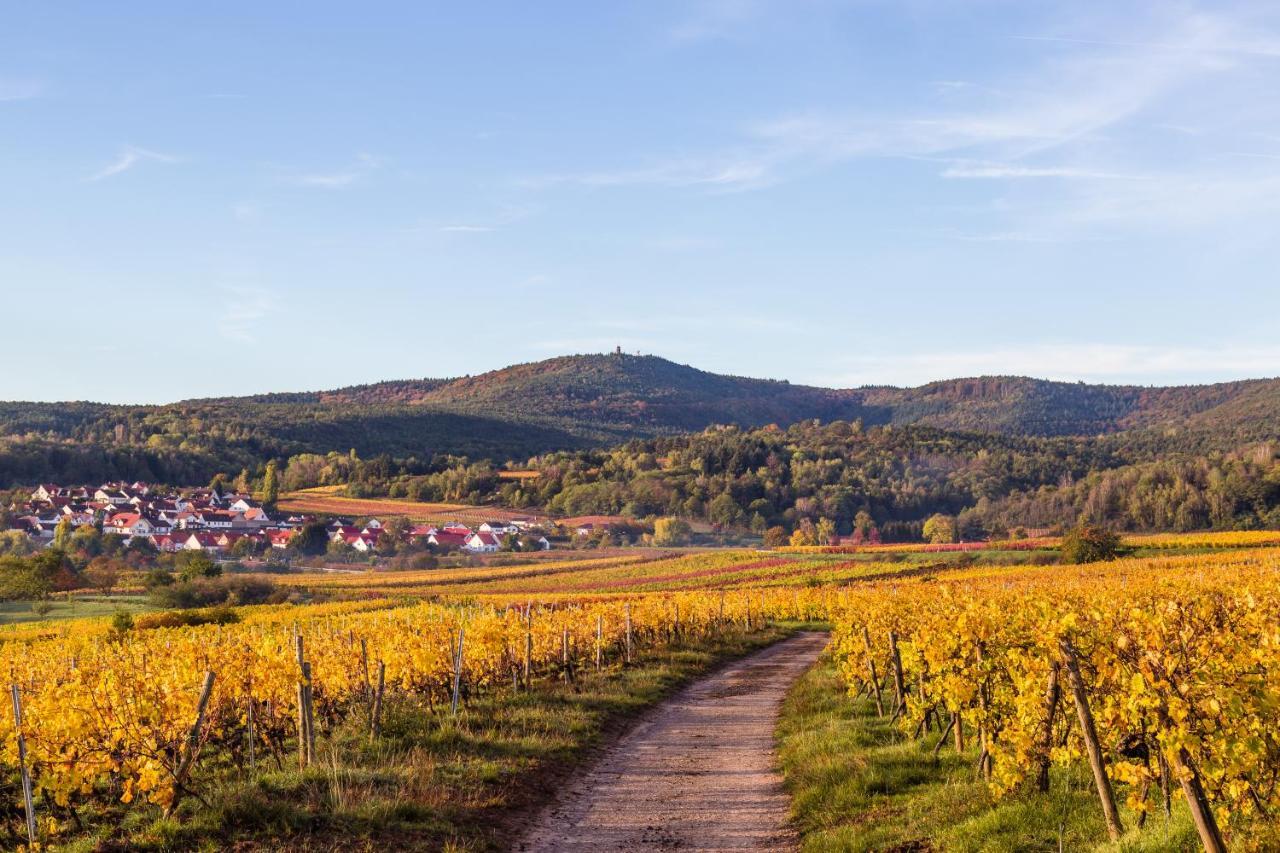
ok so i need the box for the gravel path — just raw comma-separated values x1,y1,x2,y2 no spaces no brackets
516,631,828,852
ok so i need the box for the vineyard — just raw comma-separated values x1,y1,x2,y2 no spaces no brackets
0,585,823,848
3,543,1280,848
829,550,1280,851
276,486,537,526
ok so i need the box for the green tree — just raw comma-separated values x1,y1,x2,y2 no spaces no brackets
175,551,221,581
652,517,693,546
53,518,73,550
922,513,956,544
261,460,280,507
293,521,330,556
1060,525,1123,564
707,493,743,527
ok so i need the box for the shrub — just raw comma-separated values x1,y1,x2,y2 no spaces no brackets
134,606,241,630
1060,524,1123,564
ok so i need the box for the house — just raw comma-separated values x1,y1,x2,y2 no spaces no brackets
363,518,383,530
266,529,296,550
228,497,261,513
427,530,470,551
479,521,519,537
104,513,157,538
464,532,501,553
182,532,222,553
94,488,131,506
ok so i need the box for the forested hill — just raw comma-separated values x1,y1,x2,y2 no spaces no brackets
2,353,1280,485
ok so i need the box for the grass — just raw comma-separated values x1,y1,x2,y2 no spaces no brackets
776,654,1208,853
49,622,804,851
0,594,151,626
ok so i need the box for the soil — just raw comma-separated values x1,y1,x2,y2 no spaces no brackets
515,631,829,852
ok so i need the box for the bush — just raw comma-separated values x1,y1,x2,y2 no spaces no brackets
149,577,281,609
1060,525,1123,564
134,606,241,630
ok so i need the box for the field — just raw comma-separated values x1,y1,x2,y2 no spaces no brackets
277,485,539,525
2,543,1279,850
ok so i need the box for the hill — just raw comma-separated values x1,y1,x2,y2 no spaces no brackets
3,352,1280,486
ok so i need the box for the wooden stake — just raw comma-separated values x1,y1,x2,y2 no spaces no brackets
451,627,465,716
953,710,965,752
164,670,217,818
247,699,256,774
1060,639,1123,841
595,613,603,670
10,684,36,846
1035,660,1061,793
625,603,633,664
523,629,533,685
369,661,385,738
888,631,905,711
1172,747,1227,853
862,626,885,717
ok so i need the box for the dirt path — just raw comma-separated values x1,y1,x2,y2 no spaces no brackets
516,631,828,852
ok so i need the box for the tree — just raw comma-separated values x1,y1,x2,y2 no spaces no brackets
293,521,330,556
815,517,838,546
0,557,52,601
789,518,819,547
175,551,221,581
84,557,121,594
261,460,280,508
923,513,956,544
707,493,743,527
53,518,73,550
763,525,789,548
1060,525,1122,564
652,517,693,546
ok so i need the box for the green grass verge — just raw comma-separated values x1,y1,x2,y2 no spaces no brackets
0,594,152,626
776,654,1217,853
47,622,806,852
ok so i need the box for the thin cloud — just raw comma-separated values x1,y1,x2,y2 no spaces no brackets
940,162,1144,180
216,285,276,342
440,225,494,233
284,153,382,189
88,146,178,181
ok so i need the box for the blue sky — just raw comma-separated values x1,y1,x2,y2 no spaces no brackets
4,1,1280,403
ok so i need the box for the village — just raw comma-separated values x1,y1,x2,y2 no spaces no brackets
0,483,632,558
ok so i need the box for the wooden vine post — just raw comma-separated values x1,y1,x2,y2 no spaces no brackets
861,626,885,717
294,635,313,768
451,627,465,716
1035,660,1061,792
595,613,603,670
624,603,633,664
888,630,907,715
164,670,217,818
10,684,36,846
369,661,386,739
1059,639,1123,841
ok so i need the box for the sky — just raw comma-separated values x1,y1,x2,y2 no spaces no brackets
4,1,1280,403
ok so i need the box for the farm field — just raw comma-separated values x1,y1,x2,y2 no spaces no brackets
277,486,540,525
1,544,1279,849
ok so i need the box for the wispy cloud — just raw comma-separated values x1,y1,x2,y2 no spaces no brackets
216,285,276,342
526,153,776,192
285,153,382,189
439,224,494,233
669,0,766,43
940,162,1143,180
88,146,178,181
